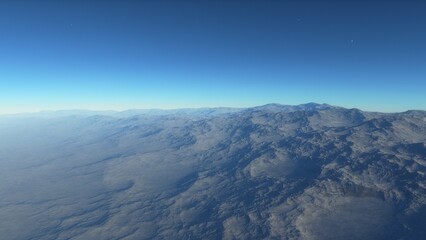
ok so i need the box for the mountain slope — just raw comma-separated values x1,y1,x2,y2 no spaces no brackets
0,104,425,239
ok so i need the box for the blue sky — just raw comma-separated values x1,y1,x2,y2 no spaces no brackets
0,0,425,114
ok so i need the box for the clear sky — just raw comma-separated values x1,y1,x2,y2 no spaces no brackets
0,0,425,114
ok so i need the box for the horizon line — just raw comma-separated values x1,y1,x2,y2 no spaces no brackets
1,102,424,116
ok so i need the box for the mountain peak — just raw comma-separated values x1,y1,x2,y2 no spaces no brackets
251,102,334,112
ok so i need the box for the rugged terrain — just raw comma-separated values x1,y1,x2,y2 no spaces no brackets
0,103,425,239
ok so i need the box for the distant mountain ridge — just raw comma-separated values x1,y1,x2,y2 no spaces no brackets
1,103,424,119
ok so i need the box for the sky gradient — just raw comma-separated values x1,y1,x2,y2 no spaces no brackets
1,0,425,114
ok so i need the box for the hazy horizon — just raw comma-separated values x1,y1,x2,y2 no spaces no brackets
1,102,425,116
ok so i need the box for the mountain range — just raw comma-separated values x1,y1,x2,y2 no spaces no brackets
0,103,425,239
